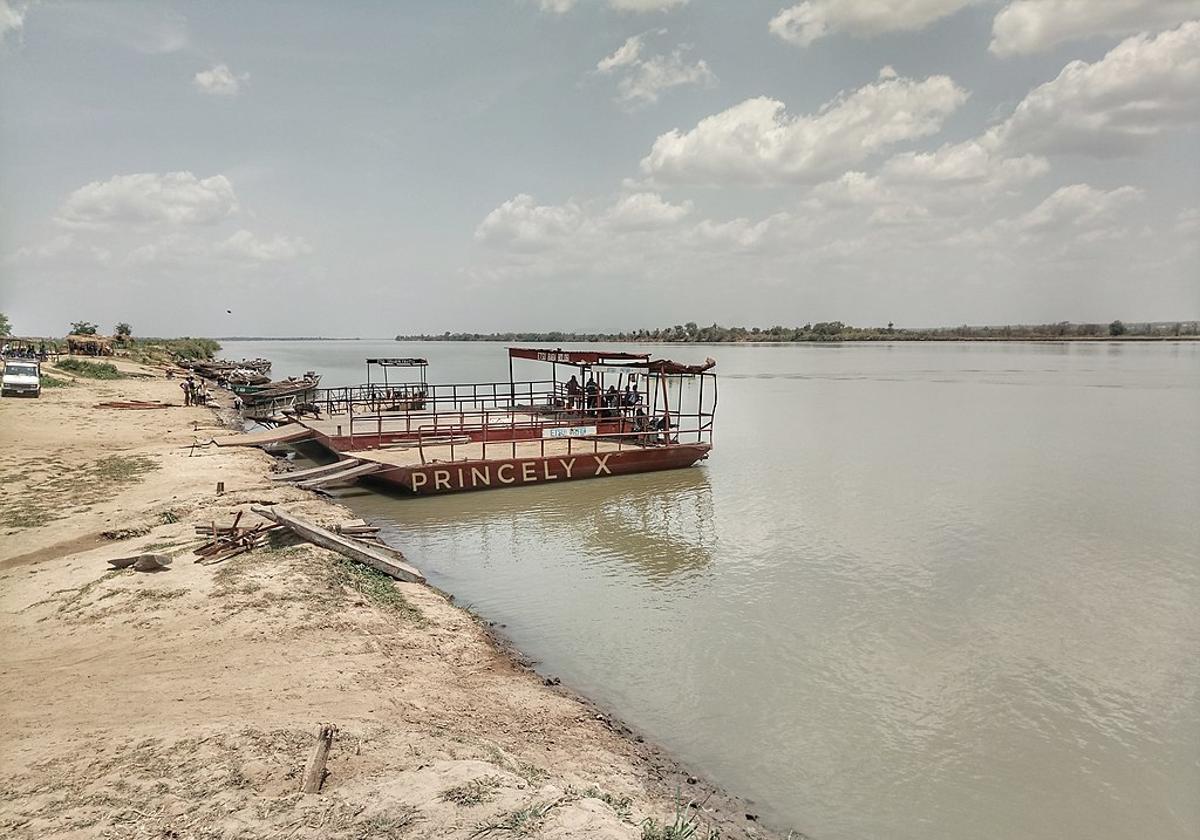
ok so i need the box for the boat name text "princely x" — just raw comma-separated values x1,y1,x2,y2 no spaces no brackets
408,454,613,491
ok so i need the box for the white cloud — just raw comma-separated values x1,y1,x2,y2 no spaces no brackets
0,0,27,44
55,172,239,229
597,32,714,107
124,230,310,266
988,21,1200,156
881,139,1048,190
216,230,312,262
475,194,585,251
193,63,249,96
1008,183,1144,237
7,233,112,267
639,71,968,185
537,0,687,12
601,192,692,230
769,0,971,47
990,0,1200,56
1175,207,1200,235
610,0,688,11
597,33,646,71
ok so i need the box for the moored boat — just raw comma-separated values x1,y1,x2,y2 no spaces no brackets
296,348,716,495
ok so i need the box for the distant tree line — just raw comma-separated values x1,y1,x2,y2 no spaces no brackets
396,320,1200,344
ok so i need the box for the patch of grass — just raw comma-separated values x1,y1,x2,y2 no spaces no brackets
483,745,548,787
441,776,502,807
91,455,157,481
472,799,561,837
40,373,71,388
101,523,152,540
129,337,221,363
579,787,633,821
351,809,418,839
137,588,188,602
330,558,423,622
0,454,159,531
54,358,125,379
640,797,721,840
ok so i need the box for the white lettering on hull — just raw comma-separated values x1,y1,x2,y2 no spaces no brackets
409,453,625,492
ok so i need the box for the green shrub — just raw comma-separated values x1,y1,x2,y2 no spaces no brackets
54,358,125,379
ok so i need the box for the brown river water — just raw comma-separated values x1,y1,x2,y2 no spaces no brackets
222,339,1200,840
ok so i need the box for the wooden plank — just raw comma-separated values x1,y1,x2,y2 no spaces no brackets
269,459,360,483
213,424,314,447
251,506,424,583
298,462,381,490
300,723,337,794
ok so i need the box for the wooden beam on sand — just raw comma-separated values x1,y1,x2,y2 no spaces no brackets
213,424,315,447
250,505,424,583
297,461,381,490
269,459,362,483
300,723,337,794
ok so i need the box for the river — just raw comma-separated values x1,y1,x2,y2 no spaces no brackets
222,338,1200,840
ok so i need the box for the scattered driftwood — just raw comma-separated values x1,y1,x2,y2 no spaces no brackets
192,512,284,565
300,723,337,794
109,554,173,572
251,505,424,583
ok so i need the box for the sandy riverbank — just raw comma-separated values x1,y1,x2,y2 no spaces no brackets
0,358,780,839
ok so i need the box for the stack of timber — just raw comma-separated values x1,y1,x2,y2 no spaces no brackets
193,512,283,565
251,505,424,583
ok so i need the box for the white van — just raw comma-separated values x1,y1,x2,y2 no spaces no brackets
1,360,42,397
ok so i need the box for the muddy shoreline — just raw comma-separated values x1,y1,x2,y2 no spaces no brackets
0,355,793,839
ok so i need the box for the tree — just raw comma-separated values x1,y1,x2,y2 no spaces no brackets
70,321,99,336
115,322,132,340
0,312,10,337
1108,320,1126,337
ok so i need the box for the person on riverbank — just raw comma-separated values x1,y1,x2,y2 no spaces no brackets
180,377,193,406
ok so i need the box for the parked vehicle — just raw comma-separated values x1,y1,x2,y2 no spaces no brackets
1,360,42,397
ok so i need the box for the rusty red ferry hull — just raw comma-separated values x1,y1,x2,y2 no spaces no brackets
361,444,711,495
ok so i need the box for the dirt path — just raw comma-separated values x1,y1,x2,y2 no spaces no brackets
0,359,780,839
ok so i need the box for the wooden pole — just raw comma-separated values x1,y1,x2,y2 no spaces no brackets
250,505,424,583
300,723,337,793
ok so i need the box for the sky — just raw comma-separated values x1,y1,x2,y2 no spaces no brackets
1,0,1198,337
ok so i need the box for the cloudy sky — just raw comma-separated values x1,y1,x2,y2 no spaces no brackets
1,0,1197,337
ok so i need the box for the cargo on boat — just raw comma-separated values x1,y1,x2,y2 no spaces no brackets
293,348,716,495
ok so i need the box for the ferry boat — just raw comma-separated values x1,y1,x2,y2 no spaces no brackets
293,348,716,495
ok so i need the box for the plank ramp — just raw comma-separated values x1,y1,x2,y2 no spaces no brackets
270,458,362,483
298,461,382,490
251,505,424,583
213,424,314,447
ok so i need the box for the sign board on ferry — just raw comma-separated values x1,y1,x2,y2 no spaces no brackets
543,425,596,439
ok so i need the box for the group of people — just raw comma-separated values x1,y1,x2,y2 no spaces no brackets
179,375,210,407
0,342,47,360
564,374,643,418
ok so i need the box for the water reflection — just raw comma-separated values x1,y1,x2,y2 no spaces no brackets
347,466,717,585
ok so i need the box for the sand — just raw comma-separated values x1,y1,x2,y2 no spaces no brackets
0,358,778,839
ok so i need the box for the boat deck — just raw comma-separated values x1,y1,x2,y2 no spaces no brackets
352,437,634,468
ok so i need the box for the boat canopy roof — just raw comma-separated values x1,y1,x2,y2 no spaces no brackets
507,347,715,375
366,357,428,367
